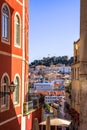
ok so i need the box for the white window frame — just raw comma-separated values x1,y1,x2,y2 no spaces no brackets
0,73,10,112
1,3,10,44
14,74,20,106
16,0,23,6
14,12,21,48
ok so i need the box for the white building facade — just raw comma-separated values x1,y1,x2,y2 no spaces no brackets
34,83,54,92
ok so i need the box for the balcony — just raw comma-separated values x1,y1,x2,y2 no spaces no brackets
23,94,45,115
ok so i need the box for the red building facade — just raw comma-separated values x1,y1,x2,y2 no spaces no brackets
0,0,29,130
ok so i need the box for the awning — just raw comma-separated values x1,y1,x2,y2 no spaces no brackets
39,118,72,127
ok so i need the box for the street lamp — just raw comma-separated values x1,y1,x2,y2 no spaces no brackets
0,81,16,95
8,81,16,93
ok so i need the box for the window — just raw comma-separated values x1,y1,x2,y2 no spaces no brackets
77,67,79,80
14,13,21,47
75,68,76,80
71,68,74,80
1,75,10,110
14,76,20,105
1,4,10,41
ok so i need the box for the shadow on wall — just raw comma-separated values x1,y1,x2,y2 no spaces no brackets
0,95,21,130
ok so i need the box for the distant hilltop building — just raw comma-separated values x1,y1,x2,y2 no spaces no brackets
34,64,71,74
58,66,71,74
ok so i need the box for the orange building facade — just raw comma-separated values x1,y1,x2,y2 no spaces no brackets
0,0,29,130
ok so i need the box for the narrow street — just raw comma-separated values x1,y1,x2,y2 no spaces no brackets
41,96,72,130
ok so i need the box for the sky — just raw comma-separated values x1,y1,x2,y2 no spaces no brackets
29,0,80,63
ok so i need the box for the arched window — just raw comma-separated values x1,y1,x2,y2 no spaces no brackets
14,76,20,105
1,75,10,110
1,4,10,41
14,13,21,47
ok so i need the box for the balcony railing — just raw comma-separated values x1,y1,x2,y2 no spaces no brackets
23,94,44,115
23,101,33,114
